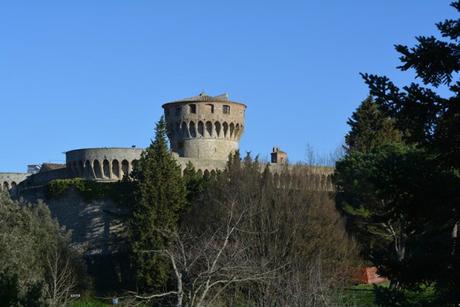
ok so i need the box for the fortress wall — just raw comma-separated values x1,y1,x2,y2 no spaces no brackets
268,164,335,191
176,157,227,174
46,189,126,256
0,173,30,192
182,139,239,161
24,168,68,185
66,148,143,181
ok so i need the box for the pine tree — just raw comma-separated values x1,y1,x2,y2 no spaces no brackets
344,96,401,154
338,1,460,303
129,117,187,291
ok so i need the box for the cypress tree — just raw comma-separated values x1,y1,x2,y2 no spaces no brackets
129,117,187,291
344,96,402,154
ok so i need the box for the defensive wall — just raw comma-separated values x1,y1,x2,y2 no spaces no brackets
66,147,144,181
0,172,30,193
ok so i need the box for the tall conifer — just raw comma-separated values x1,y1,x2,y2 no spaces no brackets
129,117,187,291
344,96,401,154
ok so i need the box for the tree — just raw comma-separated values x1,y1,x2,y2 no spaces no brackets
129,117,187,291
337,1,460,303
44,238,78,307
181,152,360,306
0,192,80,306
344,96,401,154
134,203,281,307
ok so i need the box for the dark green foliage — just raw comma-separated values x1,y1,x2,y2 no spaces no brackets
0,272,21,307
182,161,207,206
129,117,187,291
345,96,401,154
337,1,460,303
0,193,82,306
45,179,135,204
0,271,43,307
373,284,437,307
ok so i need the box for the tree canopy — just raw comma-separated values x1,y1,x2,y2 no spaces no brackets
129,117,187,292
336,1,460,304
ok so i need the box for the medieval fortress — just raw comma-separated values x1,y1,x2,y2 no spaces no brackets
1,93,334,195
0,93,334,255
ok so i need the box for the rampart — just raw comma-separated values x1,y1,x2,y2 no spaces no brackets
0,172,30,192
66,148,143,181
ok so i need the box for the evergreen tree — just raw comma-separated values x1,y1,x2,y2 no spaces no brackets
129,117,187,291
182,161,206,206
344,96,401,154
337,1,460,303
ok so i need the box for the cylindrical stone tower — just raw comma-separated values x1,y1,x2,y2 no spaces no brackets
162,93,246,161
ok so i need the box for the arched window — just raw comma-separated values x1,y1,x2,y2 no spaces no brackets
235,124,240,138
198,121,204,137
215,122,221,137
229,123,235,138
112,160,120,179
103,160,110,178
205,121,213,137
93,160,103,179
189,121,197,138
132,160,139,171
121,160,130,178
223,122,229,138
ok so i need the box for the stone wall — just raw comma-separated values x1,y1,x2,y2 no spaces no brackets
66,148,143,181
0,172,30,193
46,188,126,256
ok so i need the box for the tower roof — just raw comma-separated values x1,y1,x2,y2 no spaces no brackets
163,92,246,108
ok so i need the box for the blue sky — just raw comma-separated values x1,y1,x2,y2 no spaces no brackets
0,0,456,172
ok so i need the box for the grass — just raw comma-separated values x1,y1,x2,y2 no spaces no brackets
68,298,111,307
340,283,379,306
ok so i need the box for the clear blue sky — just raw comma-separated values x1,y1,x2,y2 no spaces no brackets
0,0,456,172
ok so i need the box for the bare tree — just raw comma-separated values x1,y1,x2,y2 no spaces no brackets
134,202,282,307
44,242,77,307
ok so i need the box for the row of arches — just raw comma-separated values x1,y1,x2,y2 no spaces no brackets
68,159,138,180
0,181,17,191
170,121,244,140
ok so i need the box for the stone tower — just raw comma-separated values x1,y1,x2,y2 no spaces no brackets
162,93,246,161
